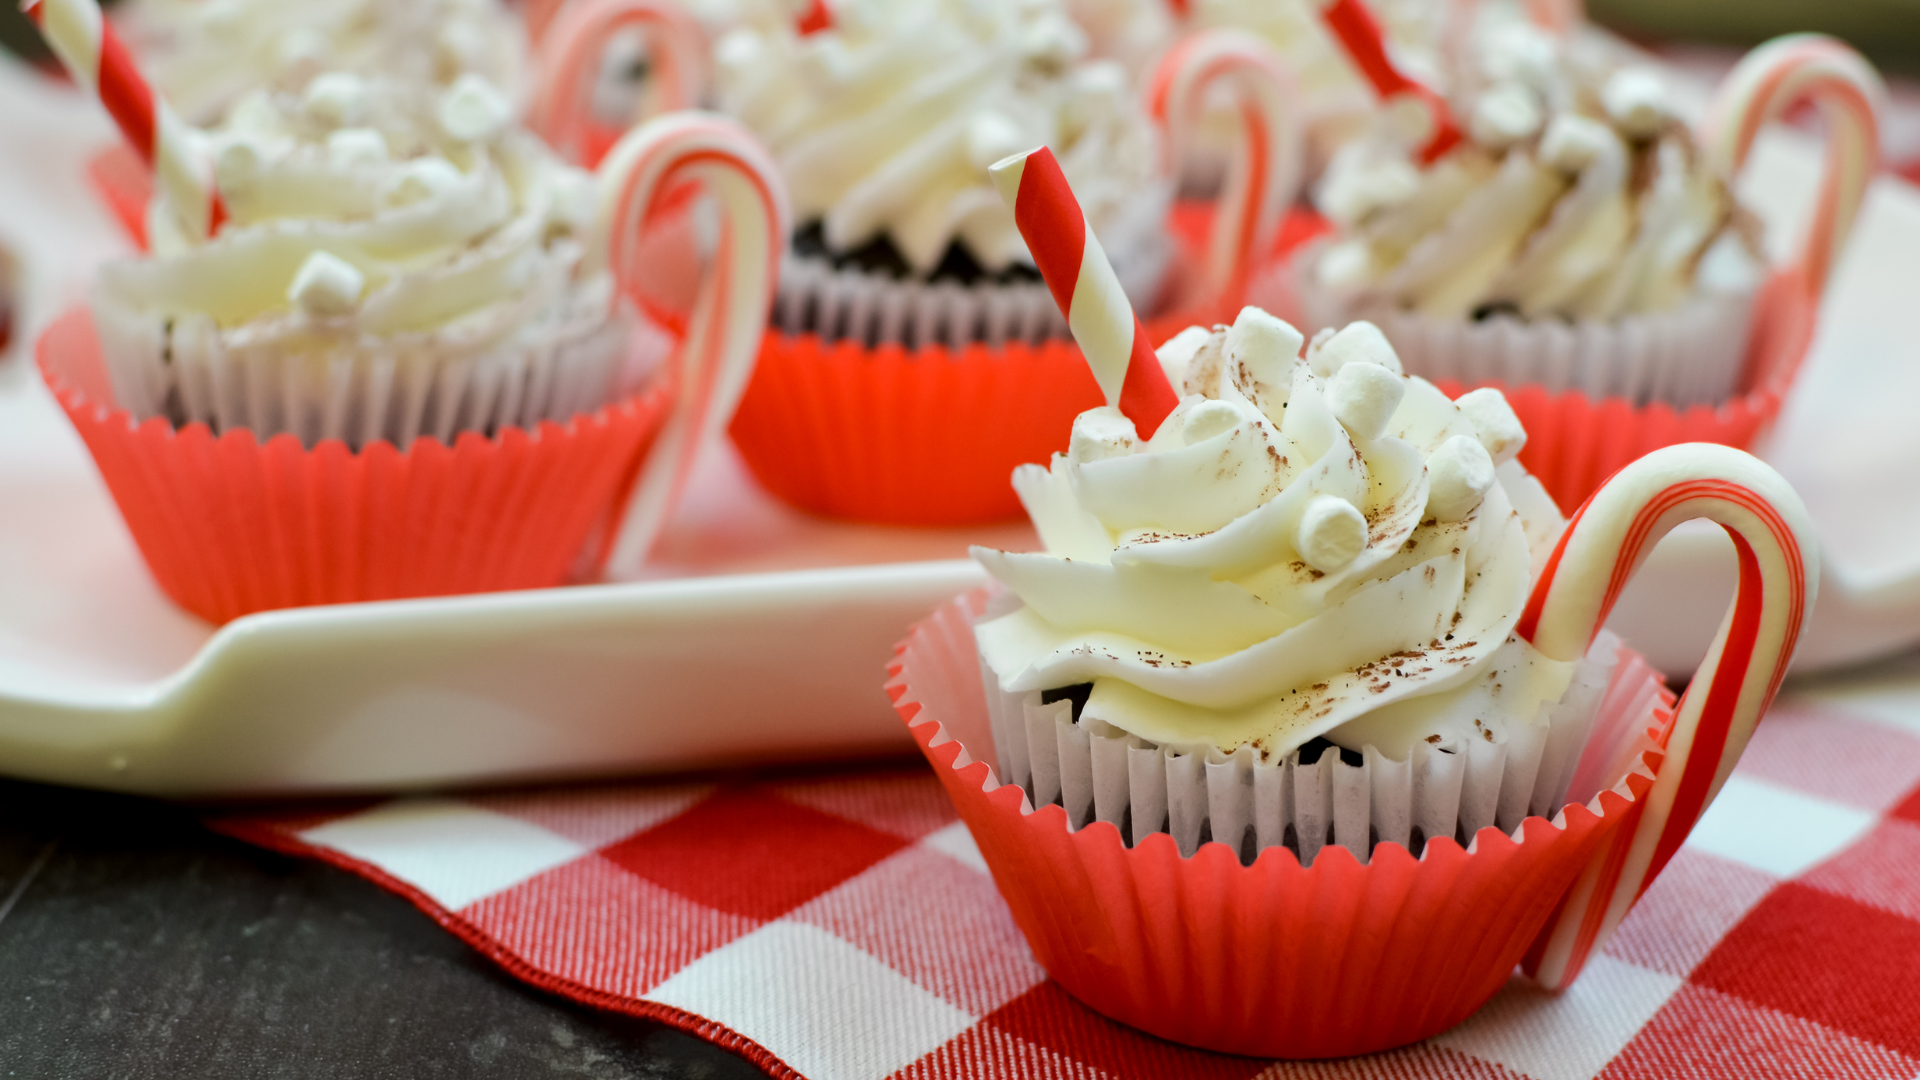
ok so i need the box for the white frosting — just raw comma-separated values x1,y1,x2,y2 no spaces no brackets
121,0,526,125
97,75,612,377
973,310,1571,761
713,0,1167,275
1311,23,1760,321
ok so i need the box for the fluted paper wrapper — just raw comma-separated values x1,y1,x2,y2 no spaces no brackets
1284,251,1818,513
888,590,1674,1058
984,630,1621,866
39,310,670,624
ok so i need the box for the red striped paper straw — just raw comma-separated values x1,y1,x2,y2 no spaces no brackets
1514,444,1817,990
796,0,832,35
988,147,1180,440
1315,0,1461,162
24,0,225,240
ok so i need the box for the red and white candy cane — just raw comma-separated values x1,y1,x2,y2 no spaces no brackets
529,0,710,168
24,0,224,241
1314,0,1461,163
591,113,789,575
1514,443,1818,990
1702,34,1883,299
1148,30,1303,306
989,147,1181,440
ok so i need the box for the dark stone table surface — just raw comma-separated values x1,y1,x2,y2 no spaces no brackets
0,778,767,1079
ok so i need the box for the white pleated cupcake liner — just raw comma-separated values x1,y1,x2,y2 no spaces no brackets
982,631,1626,867
770,231,1174,351
90,281,672,451
1292,250,1759,410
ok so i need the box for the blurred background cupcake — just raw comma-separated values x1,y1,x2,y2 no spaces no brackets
29,0,786,623
1282,8,1883,510
707,0,1304,525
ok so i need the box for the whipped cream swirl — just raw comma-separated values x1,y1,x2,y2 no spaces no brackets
122,0,526,126
973,309,1572,760
102,72,606,351
713,0,1167,275
1311,21,1760,321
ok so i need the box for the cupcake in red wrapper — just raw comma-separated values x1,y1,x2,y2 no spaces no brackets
40,70,787,623
704,3,1309,525
1283,22,1883,511
887,307,1818,1056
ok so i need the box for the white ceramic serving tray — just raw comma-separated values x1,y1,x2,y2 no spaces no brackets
2,62,1918,797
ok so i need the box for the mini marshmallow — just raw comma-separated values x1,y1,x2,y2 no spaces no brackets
1538,114,1613,174
302,72,367,127
440,74,512,143
1156,325,1210,386
1068,406,1138,464
383,157,466,207
1469,83,1543,150
1454,387,1527,465
1181,400,1244,445
326,127,389,168
288,251,365,317
1327,361,1405,443
967,111,1027,171
214,136,267,190
1426,435,1496,522
1307,321,1401,378
274,28,331,77
1225,306,1304,390
1312,240,1375,290
1319,160,1419,225
1295,494,1367,573
1602,68,1674,141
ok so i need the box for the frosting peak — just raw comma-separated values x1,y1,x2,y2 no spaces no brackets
974,309,1570,760
715,0,1166,275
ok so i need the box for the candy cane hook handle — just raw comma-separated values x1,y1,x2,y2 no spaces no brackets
1702,34,1883,299
530,0,711,168
592,113,789,575
1517,443,1818,989
1148,30,1303,307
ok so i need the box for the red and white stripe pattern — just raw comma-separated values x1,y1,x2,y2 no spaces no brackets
1515,443,1819,990
1703,34,1884,298
24,0,224,241
795,0,833,35
1148,30,1303,305
591,113,789,576
1314,0,1461,163
529,0,710,168
988,147,1180,440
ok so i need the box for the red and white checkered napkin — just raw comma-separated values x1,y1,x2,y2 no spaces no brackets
211,685,1920,1080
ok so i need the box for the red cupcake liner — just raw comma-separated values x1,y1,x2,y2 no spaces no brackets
887,590,1675,1058
1433,267,1817,514
729,205,1328,527
38,309,671,624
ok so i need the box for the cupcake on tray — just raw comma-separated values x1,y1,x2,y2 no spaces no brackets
886,147,1818,1058
1288,17,1883,509
29,0,786,622
711,0,1306,525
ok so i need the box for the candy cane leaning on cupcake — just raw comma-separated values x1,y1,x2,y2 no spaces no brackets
723,12,1307,526
528,0,710,168
874,145,1818,1058
29,3,787,621
1147,28,1301,310
1520,443,1817,989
